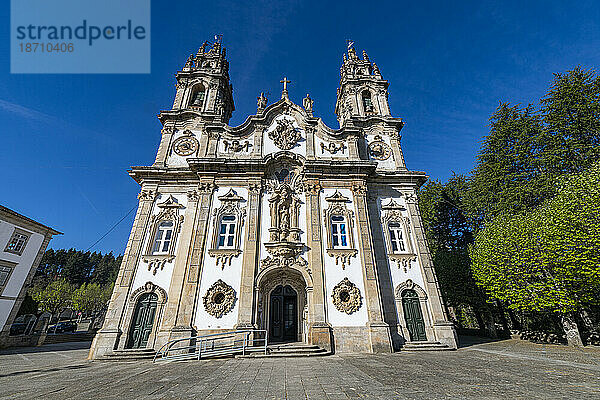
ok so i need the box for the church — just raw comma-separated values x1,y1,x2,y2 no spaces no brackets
89,40,457,359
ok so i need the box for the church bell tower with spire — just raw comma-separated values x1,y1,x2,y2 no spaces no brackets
172,37,235,123
335,46,391,126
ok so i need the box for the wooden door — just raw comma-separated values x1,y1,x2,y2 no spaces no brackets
402,289,427,342
128,293,158,349
270,285,297,342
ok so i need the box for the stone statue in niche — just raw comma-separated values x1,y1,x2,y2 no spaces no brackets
269,184,301,243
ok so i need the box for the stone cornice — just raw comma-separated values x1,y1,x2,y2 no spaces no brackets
128,163,427,185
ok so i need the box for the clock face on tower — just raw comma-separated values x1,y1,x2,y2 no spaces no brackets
368,137,392,161
172,135,199,156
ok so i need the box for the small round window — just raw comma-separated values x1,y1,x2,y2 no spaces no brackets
339,290,351,303
213,293,226,304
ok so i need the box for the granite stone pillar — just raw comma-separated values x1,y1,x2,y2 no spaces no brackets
351,182,392,353
235,181,262,329
89,185,158,359
304,180,332,352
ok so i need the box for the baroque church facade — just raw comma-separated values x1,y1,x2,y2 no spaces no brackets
89,40,457,358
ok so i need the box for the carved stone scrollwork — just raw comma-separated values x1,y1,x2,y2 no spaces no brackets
223,139,251,153
332,278,362,314
129,282,167,305
320,142,346,155
142,255,175,275
248,183,263,195
203,279,236,318
138,189,158,202
403,191,418,205
269,118,302,150
187,190,200,202
161,126,176,136
303,180,321,195
198,182,217,194
351,183,367,196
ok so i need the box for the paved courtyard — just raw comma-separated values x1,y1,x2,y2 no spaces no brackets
1,337,599,399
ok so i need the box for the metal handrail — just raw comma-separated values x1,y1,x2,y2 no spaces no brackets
153,329,268,363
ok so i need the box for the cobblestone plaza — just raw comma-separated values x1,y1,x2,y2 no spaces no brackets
2,338,599,399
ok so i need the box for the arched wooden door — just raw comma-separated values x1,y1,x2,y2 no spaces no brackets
269,285,297,342
127,292,158,349
402,289,427,342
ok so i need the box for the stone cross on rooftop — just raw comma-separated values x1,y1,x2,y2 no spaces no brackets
280,77,291,99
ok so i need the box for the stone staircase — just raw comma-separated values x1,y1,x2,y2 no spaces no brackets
401,341,454,351
239,342,329,358
100,348,157,361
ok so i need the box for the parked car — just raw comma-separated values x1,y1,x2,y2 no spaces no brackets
47,321,77,333
9,322,27,336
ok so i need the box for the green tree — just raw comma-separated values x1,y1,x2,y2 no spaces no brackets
71,283,113,316
470,163,600,345
419,175,492,331
465,103,546,225
539,67,600,176
31,279,75,332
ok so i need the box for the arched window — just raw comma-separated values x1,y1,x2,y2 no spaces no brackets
388,222,406,253
218,215,237,248
362,90,374,114
152,221,174,254
331,215,348,248
190,86,206,109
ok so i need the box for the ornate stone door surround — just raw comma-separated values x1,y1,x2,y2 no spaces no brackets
120,282,168,351
255,267,310,344
394,279,434,344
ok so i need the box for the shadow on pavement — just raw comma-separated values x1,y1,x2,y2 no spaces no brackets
457,335,506,348
0,341,92,355
0,363,90,378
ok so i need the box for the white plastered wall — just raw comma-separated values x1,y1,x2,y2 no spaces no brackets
320,188,369,327
0,220,44,331
193,186,248,329
130,193,189,301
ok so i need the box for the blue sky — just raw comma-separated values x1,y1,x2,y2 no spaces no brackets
1,1,599,254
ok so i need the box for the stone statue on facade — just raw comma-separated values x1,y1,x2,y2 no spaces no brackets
257,92,268,113
302,94,313,114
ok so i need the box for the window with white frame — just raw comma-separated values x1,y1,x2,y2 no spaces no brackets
217,215,237,248
331,215,349,248
4,229,30,256
152,221,174,254
0,263,14,291
388,222,406,253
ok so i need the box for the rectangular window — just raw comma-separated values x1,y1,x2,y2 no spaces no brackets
331,216,348,248
152,221,174,254
388,223,406,253
218,215,236,249
0,261,16,293
4,229,31,256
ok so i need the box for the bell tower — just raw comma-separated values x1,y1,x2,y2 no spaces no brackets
335,45,391,126
171,37,235,123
